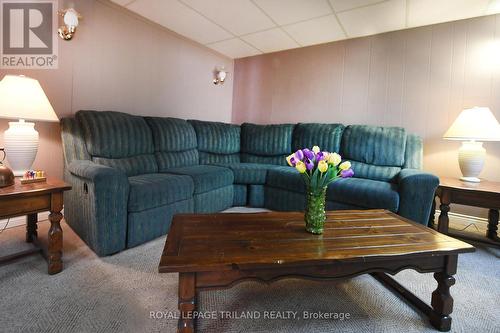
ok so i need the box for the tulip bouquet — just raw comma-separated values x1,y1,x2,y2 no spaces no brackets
286,146,354,234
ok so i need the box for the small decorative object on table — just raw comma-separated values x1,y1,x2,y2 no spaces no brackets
286,146,354,234
20,170,46,184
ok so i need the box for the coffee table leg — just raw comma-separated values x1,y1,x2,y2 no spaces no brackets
178,272,196,333
48,193,63,275
430,255,457,332
26,213,38,242
487,209,499,242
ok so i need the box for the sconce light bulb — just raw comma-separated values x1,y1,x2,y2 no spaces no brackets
64,9,79,27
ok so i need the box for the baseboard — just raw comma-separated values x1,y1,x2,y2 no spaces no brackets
434,210,489,233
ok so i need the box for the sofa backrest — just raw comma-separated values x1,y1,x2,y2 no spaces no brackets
340,125,407,182
292,123,345,153
145,117,198,171
76,111,157,177
404,134,423,169
188,120,240,164
240,123,294,165
60,117,91,166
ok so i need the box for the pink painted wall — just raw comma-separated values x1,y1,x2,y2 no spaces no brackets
233,14,500,188
0,0,234,179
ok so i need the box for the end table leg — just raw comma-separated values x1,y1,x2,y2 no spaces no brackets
437,200,450,234
429,197,436,228
178,272,196,333
487,209,499,242
26,213,38,242
48,193,64,275
430,255,457,332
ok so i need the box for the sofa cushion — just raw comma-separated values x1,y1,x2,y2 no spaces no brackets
221,163,282,184
145,117,197,152
155,149,199,171
349,161,401,182
241,123,294,165
240,154,288,165
404,134,423,169
188,120,240,154
292,123,344,153
76,111,157,176
165,165,234,194
128,173,194,212
327,178,399,212
93,155,158,177
266,167,305,192
76,111,154,158
145,117,199,170
266,167,399,212
199,152,240,165
341,125,407,167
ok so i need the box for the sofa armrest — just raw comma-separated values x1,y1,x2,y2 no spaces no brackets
68,160,124,181
397,169,439,226
66,160,129,256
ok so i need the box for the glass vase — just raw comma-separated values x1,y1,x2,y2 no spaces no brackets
304,186,327,234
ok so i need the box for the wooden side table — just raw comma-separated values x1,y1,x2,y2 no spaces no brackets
431,177,500,246
0,178,71,274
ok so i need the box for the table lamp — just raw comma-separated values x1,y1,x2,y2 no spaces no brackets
443,107,500,183
0,75,58,176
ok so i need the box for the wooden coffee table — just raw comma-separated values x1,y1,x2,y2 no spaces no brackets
159,210,475,333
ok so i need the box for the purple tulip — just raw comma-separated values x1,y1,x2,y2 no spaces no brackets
303,148,314,161
316,151,325,161
305,159,314,171
289,156,297,166
294,149,304,161
341,169,354,178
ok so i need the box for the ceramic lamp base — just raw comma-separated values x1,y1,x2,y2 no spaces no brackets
4,119,39,176
459,176,481,183
458,141,485,183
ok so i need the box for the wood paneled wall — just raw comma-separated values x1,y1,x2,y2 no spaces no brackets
233,14,500,187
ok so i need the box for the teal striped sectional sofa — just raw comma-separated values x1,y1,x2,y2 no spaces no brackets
61,110,439,256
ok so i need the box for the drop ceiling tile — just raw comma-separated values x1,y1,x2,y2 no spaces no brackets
242,28,299,53
487,0,500,14
283,15,345,46
207,38,262,58
253,0,333,25
329,0,386,12
408,0,491,28
181,0,275,35
338,0,406,38
127,0,232,44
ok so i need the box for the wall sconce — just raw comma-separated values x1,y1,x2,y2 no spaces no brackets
58,8,82,40
213,67,228,85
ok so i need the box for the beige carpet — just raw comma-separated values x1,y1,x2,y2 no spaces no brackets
0,213,499,333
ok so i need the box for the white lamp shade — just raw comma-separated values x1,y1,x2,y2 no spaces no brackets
443,107,500,141
0,75,58,122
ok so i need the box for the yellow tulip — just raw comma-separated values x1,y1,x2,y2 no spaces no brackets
286,154,294,166
318,160,328,173
312,146,320,154
339,161,351,171
328,153,341,166
295,161,307,173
